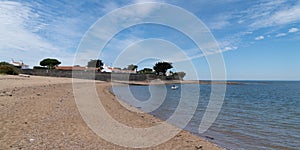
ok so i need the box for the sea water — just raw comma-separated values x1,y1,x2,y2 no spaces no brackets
111,81,300,149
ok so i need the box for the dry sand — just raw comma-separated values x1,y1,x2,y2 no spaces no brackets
0,75,222,149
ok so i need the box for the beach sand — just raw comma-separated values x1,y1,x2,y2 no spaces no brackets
0,75,222,149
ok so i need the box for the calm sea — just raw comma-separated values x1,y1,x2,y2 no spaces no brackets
111,81,300,150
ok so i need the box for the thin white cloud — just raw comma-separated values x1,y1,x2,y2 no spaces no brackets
202,0,300,50
206,13,232,30
270,4,300,25
274,27,299,38
171,46,235,63
163,40,237,64
99,35,144,64
0,2,55,50
215,31,252,53
0,2,60,64
0,1,121,67
101,1,120,13
255,36,264,40
243,31,253,35
288,27,299,33
208,20,230,30
224,46,238,51
249,1,300,28
75,2,161,65
275,33,287,37
133,0,164,4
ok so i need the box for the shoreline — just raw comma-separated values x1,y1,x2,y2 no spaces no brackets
112,79,242,86
0,75,223,149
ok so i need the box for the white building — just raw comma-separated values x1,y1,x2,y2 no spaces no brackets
9,59,29,69
101,64,136,73
101,64,113,72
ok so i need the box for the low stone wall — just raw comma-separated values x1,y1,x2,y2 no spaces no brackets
21,69,163,81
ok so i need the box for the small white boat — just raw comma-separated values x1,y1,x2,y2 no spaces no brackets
171,85,178,90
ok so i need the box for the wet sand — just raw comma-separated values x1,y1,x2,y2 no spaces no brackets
0,75,222,149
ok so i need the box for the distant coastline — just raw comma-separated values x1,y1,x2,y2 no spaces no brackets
18,68,243,85
112,80,242,85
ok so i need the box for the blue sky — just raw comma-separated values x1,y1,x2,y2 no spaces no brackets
0,0,299,80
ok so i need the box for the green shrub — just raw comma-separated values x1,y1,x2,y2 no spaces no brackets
0,62,21,75
0,62,11,66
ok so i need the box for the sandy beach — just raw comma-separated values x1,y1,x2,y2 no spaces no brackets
0,75,222,149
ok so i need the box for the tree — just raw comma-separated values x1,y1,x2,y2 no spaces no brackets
126,64,138,71
138,68,153,74
87,59,103,69
0,62,21,75
40,58,61,69
153,62,173,75
174,72,186,79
